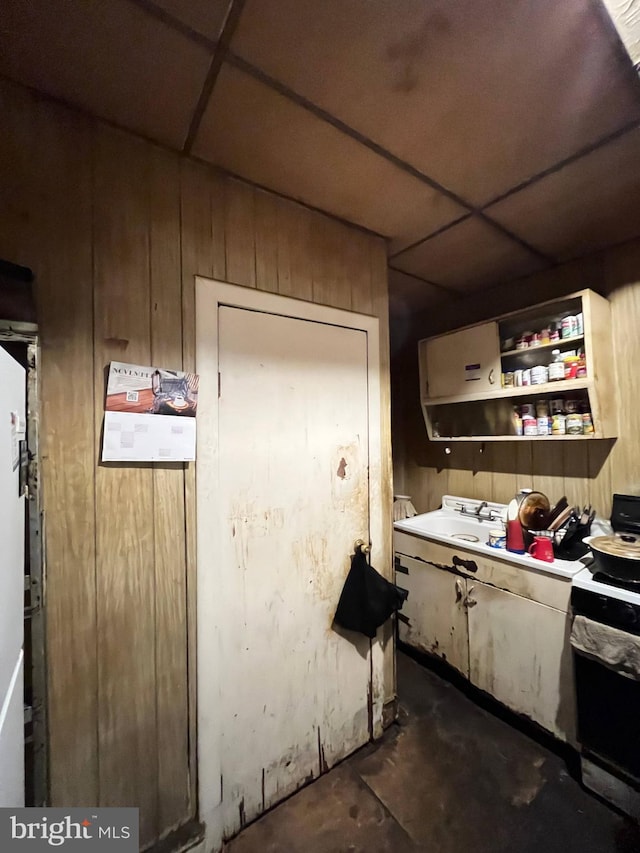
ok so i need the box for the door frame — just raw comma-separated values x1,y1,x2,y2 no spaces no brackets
0,320,47,806
194,278,383,848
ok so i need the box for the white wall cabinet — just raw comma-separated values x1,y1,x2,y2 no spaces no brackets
424,322,501,399
395,533,575,743
419,288,616,441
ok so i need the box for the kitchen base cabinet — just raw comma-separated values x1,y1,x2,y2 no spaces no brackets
396,555,469,677
467,583,575,743
394,534,576,743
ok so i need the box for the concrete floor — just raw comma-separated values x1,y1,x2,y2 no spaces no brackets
226,652,640,853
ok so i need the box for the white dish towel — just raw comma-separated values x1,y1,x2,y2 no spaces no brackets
393,495,417,522
571,614,640,681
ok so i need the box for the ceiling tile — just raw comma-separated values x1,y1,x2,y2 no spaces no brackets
388,268,448,315
231,0,640,206
391,217,547,291
193,63,465,240
0,0,212,149
485,127,640,261
149,0,231,41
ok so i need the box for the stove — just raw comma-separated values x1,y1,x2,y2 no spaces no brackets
570,494,640,818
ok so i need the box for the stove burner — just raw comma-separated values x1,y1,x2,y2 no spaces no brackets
592,572,640,591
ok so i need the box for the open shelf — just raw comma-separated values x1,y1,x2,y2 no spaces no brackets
418,289,616,441
500,335,584,359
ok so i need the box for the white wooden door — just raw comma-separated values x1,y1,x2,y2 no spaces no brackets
425,322,500,399
395,555,469,676
0,346,25,806
467,583,574,742
215,305,373,836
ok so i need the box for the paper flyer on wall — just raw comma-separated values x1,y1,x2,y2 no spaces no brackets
101,361,198,462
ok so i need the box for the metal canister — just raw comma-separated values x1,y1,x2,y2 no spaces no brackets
548,361,565,381
531,365,549,385
566,413,583,435
522,368,531,386
582,412,594,435
502,372,515,388
523,416,537,436
514,369,524,387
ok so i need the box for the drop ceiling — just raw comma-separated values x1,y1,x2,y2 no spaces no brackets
2,0,640,314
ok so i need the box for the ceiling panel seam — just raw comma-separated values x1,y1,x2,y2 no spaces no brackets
182,0,247,153
126,0,219,52
224,52,554,263
481,115,640,210
389,214,473,259
387,265,462,298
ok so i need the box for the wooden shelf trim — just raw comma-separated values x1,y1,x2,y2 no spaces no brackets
423,378,592,407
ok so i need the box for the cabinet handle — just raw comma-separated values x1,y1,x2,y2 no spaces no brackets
488,368,495,385
465,585,478,609
452,555,478,573
455,578,463,602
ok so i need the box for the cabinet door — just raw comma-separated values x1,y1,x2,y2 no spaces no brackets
424,322,500,399
467,583,575,742
395,555,469,677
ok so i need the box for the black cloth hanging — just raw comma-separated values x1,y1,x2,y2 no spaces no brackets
334,548,408,638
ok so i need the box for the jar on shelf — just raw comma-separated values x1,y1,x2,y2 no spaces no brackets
548,349,565,382
550,398,565,414
540,327,551,345
582,412,594,435
562,316,577,339
537,417,551,436
511,407,523,436
521,403,536,419
523,415,537,436
551,413,567,435
535,399,550,418
549,323,561,343
564,355,581,379
566,413,583,435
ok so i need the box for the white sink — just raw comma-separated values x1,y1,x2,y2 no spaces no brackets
394,496,583,579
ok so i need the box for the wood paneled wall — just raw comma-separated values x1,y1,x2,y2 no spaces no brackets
392,239,640,519
0,77,392,848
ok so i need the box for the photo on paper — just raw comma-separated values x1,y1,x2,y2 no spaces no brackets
105,361,199,417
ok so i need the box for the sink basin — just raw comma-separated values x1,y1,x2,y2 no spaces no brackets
394,496,583,579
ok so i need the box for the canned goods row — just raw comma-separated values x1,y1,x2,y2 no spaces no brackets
512,399,594,436
501,313,583,352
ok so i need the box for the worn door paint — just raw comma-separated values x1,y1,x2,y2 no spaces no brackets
0,346,25,806
216,305,372,837
396,556,469,676
467,583,575,741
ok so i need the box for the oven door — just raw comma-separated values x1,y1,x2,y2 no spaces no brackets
574,651,640,781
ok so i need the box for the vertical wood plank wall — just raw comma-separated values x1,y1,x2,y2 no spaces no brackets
0,78,392,848
393,240,640,518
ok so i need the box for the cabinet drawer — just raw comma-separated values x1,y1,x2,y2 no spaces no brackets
394,530,571,613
